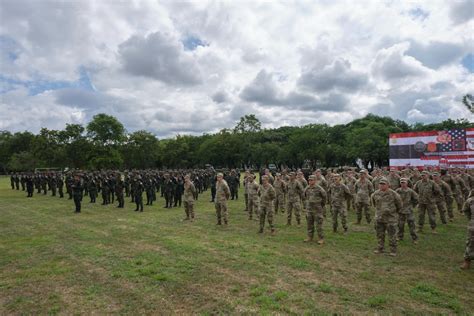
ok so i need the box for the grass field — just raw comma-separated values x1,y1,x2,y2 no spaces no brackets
0,176,473,314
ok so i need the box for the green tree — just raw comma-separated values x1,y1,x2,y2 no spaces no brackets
87,113,126,145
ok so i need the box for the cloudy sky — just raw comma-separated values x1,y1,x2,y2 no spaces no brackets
0,0,473,138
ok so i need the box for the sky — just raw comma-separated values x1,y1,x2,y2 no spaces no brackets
0,0,473,138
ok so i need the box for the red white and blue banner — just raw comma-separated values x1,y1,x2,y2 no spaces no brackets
389,128,474,168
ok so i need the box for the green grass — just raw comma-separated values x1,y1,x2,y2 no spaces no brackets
1,176,473,314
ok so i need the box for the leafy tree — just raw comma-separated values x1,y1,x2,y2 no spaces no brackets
462,94,474,113
87,113,126,145
233,114,262,133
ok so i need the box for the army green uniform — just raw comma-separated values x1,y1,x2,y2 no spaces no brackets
355,178,374,224
453,176,468,212
345,176,357,211
329,183,351,232
273,178,287,214
247,180,260,220
183,181,197,220
462,197,474,262
258,183,276,233
215,180,231,225
395,187,418,241
414,179,442,230
372,188,402,253
287,179,304,225
304,184,327,240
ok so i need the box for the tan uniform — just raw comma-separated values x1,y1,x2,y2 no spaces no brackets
304,184,327,240
371,189,402,253
215,180,230,224
183,181,197,219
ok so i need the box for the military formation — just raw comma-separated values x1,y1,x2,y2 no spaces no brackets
9,166,474,269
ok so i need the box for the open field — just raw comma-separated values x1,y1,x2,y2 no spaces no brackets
0,176,473,314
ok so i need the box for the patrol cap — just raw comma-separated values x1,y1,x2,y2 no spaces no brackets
379,177,388,184
333,173,341,177
359,169,367,174
276,173,281,177
432,172,440,177
308,175,316,180
217,172,224,177
400,177,408,183
289,172,296,176
421,170,429,175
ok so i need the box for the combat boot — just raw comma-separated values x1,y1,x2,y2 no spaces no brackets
431,228,438,234
303,236,313,242
317,239,324,245
270,229,276,236
258,228,264,234
460,259,471,270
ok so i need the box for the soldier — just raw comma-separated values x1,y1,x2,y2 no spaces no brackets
273,173,287,214
345,170,357,212
354,169,374,224
258,175,276,235
134,177,144,212
50,174,57,196
297,171,308,189
210,173,217,202
88,177,98,203
229,170,239,200
20,173,26,191
396,178,418,244
414,171,442,233
387,168,400,190
101,177,110,205
145,177,155,206
10,173,15,190
174,176,183,207
14,173,20,190
432,172,452,224
303,175,327,244
247,174,260,220
116,176,125,208
328,174,351,233
163,174,174,208
71,175,83,213
243,170,251,213
215,173,231,225
286,172,304,226
41,175,47,195
461,190,474,269
372,177,402,256
452,172,468,213
57,175,64,198
183,175,197,221
26,175,34,197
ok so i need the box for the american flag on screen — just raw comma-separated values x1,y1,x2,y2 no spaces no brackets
439,129,466,152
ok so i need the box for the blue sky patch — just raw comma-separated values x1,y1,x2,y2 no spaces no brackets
182,35,208,51
461,53,474,73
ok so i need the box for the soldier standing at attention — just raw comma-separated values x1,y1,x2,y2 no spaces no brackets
72,175,83,213
273,173,287,214
243,170,251,213
116,176,125,208
432,172,452,224
134,177,144,212
414,171,442,233
303,175,327,244
26,175,34,197
286,172,304,226
329,174,351,234
387,168,401,190
10,173,15,190
88,177,98,203
372,177,402,256
396,178,418,244
461,190,474,269
57,174,64,198
215,173,231,225
354,169,374,224
258,175,276,235
183,175,197,221
247,174,260,220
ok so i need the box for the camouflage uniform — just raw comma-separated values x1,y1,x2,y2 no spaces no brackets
414,177,442,231
183,180,197,220
329,181,351,232
434,178,452,224
355,177,374,224
462,196,474,262
453,176,468,212
258,183,276,233
287,177,304,225
372,185,402,254
273,177,287,214
215,179,231,225
303,182,327,241
396,186,418,241
345,175,357,211
247,178,260,220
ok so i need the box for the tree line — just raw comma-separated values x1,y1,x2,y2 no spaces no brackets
0,113,472,172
